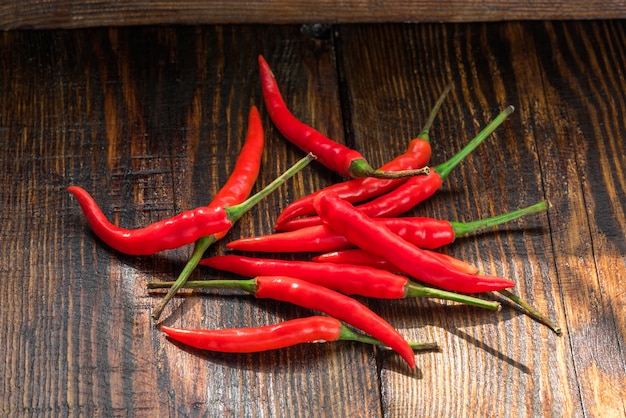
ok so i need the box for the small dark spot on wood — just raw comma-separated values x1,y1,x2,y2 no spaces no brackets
301,24,332,40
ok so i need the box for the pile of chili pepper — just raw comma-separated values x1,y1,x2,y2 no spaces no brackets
69,58,561,371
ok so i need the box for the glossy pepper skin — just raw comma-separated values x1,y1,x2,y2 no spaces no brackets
161,317,439,354
313,192,515,293
275,137,431,227
162,317,343,353
208,106,266,239
67,188,231,255
305,249,560,333
275,171,442,230
200,254,408,298
227,218,459,253
311,249,480,275
258,55,429,180
254,276,416,368
198,255,500,310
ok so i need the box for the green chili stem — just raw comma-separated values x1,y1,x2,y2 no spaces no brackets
451,201,549,238
405,283,501,311
224,153,316,222
348,87,450,178
434,105,515,180
339,325,438,351
151,235,217,320
151,153,315,321
149,278,257,293
353,162,431,180
418,83,454,142
498,289,562,334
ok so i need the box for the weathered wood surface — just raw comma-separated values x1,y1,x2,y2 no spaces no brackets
2,1,626,29
1,21,625,417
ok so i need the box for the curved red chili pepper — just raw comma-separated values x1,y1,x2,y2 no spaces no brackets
274,84,453,227
226,224,350,252
68,153,314,256
209,106,265,238
161,317,438,353
277,105,514,231
67,188,231,255
162,317,342,353
313,192,516,293
200,254,406,298
259,55,430,180
312,249,398,272
311,249,480,275
155,275,417,368
226,201,548,253
265,273,423,363
198,255,500,310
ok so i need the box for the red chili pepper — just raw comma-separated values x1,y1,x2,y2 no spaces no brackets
68,152,315,256
162,317,342,353
161,316,438,353
226,201,548,253
259,55,430,180
312,249,398,272
277,105,515,231
152,275,417,368
68,187,230,254
320,247,480,275
274,84,453,227
312,249,481,275
313,192,515,293
209,106,266,238
198,255,500,310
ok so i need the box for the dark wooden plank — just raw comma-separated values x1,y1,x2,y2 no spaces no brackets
337,21,626,416
2,0,626,29
0,26,381,416
526,20,626,417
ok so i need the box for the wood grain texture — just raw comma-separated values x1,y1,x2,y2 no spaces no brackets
2,1,626,29
1,22,625,417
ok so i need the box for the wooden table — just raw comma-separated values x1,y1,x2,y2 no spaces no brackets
1,21,625,417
